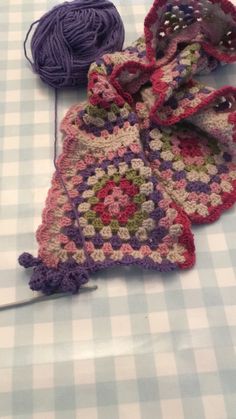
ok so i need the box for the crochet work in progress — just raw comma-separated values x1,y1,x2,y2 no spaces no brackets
20,0,236,294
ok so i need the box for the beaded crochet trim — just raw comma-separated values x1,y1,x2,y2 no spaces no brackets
19,0,236,294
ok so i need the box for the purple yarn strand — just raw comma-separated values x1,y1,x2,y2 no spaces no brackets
24,0,125,88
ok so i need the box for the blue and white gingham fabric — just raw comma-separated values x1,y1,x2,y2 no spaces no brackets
1,1,236,418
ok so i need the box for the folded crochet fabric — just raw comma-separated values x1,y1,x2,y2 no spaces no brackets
19,0,236,294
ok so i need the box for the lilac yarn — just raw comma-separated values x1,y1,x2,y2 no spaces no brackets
18,253,40,268
22,258,90,295
24,0,125,88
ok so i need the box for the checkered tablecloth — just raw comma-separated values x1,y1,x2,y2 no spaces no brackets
1,1,236,418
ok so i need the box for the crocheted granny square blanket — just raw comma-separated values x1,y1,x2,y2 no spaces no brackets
20,0,236,294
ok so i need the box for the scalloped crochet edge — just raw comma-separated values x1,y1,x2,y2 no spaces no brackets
190,179,236,224
19,239,195,295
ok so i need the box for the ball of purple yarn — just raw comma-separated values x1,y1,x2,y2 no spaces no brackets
27,0,125,88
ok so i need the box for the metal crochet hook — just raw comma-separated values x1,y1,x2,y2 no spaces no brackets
0,285,98,311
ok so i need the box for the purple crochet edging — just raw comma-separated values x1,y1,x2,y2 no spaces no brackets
19,253,89,295
19,252,178,295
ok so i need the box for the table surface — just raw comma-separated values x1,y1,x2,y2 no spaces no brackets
1,1,236,418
